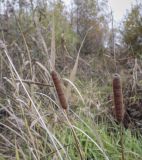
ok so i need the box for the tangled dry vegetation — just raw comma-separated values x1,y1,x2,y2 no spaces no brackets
0,2,142,160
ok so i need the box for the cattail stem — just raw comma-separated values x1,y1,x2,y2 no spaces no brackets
120,123,125,160
113,73,125,160
63,110,84,160
51,70,68,110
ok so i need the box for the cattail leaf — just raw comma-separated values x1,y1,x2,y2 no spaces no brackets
50,15,56,71
66,52,80,102
34,13,49,66
66,29,89,102
15,139,20,160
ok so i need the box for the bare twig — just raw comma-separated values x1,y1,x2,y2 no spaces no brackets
14,79,53,87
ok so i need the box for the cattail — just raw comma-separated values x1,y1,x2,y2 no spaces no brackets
51,70,68,110
113,74,124,123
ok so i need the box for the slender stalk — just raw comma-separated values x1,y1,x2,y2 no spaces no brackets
14,79,53,87
14,12,33,78
120,123,125,160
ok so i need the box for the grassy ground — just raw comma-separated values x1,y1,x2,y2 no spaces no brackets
1,105,142,160
0,68,142,160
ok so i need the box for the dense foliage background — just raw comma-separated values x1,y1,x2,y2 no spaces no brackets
0,0,142,159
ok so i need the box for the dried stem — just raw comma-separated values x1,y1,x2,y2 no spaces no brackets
14,79,53,87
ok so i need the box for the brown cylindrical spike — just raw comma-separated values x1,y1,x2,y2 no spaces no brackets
113,74,124,123
51,71,68,110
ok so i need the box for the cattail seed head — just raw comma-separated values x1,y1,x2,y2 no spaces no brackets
51,70,68,110
113,74,124,123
